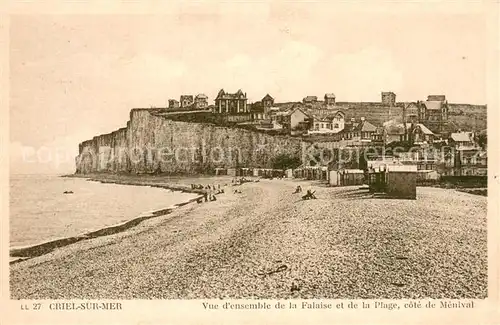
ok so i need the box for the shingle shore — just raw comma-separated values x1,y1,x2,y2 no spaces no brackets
10,178,487,299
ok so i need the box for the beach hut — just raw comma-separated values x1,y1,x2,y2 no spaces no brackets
386,165,417,199
341,169,365,186
329,169,365,186
215,168,227,176
329,170,338,186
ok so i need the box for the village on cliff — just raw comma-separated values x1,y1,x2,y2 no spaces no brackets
166,89,487,174
77,88,487,199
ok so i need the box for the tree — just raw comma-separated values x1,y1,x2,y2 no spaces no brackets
271,153,302,170
476,132,487,149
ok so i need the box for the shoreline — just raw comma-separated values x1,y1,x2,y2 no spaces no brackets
10,174,206,263
10,179,487,299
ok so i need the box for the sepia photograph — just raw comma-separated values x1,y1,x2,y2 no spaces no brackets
5,2,493,307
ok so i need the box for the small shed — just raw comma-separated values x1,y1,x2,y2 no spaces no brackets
386,165,417,199
215,168,227,176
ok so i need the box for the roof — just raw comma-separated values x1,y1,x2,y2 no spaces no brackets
324,93,336,98
342,120,377,133
388,165,418,172
450,132,472,142
215,89,247,100
427,95,446,101
180,95,194,99
311,110,344,121
358,120,377,132
384,123,405,135
288,107,309,117
413,123,433,135
303,96,318,101
277,107,310,117
341,169,364,173
384,122,434,135
262,94,274,101
195,94,208,99
404,102,419,109
423,101,442,110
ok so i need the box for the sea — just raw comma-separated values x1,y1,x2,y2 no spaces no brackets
9,174,197,248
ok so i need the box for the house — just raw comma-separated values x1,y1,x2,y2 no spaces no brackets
303,96,318,104
418,100,449,134
448,131,485,176
194,94,208,109
274,107,310,131
308,111,345,134
383,121,434,145
168,99,180,110
324,93,336,106
383,121,406,144
411,124,435,144
251,94,275,120
180,95,194,108
261,94,274,108
340,118,378,143
449,131,476,150
456,149,487,176
403,102,419,124
213,89,249,114
381,91,396,106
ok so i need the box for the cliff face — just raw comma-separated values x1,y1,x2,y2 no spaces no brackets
76,109,307,175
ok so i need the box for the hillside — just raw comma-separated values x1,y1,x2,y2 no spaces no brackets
274,101,487,130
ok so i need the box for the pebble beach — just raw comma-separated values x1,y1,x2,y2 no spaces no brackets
10,176,487,299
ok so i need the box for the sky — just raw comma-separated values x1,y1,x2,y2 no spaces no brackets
9,3,491,174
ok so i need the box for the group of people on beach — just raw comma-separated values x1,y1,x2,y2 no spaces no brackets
191,183,223,191
232,177,254,185
193,182,230,204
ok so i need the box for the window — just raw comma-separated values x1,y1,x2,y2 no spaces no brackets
334,123,339,128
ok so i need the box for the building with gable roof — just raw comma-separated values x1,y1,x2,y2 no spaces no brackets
213,89,248,114
308,110,345,134
419,100,448,134
180,95,194,108
251,94,275,120
168,99,180,110
194,94,208,109
274,107,310,131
